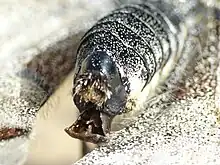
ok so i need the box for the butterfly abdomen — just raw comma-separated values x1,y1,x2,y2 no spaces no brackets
76,3,179,97
66,2,189,143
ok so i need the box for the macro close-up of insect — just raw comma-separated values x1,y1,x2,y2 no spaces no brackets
0,0,220,165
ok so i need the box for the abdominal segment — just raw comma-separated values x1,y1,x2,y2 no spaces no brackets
66,1,193,143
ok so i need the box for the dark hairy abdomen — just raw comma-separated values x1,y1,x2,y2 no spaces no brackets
76,2,179,88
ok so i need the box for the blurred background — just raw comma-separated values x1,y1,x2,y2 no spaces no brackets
25,71,83,165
